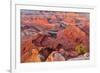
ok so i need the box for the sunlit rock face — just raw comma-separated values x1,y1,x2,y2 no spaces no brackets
20,10,90,63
